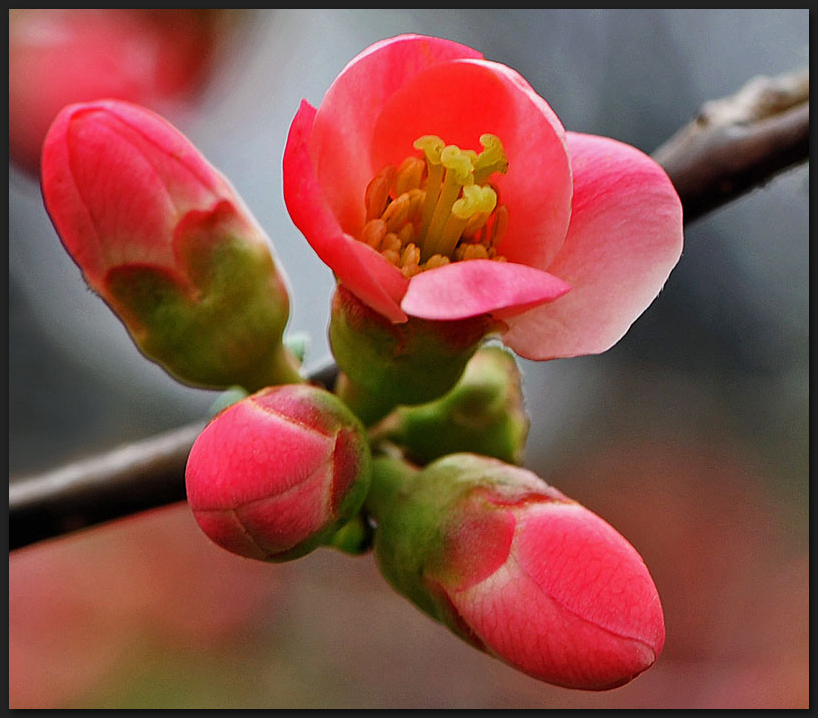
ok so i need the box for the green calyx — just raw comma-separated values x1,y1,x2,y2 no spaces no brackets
329,285,496,425
369,453,566,637
372,345,529,465
104,213,302,392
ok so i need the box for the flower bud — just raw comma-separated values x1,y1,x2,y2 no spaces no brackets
41,99,300,391
370,454,665,690
329,285,496,425
373,345,529,465
185,384,371,562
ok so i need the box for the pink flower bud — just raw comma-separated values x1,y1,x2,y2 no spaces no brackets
9,9,226,173
40,99,299,390
185,385,371,562
372,454,665,690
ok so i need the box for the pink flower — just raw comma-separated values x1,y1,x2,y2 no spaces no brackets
185,385,372,562
9,9,225,173
371,454,665,690
283,34,682,360
40,99,298,390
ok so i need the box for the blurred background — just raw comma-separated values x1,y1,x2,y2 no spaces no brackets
8,9,808,709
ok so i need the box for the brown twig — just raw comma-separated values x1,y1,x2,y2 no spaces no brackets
8,70,809,551
653,68,809,223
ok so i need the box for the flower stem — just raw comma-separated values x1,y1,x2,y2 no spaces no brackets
364,453,420,525
333,371,402,427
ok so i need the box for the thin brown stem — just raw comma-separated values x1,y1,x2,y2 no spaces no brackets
652,68,809,223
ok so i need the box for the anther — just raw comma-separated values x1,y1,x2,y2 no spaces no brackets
361,219,387,249
381,233,402,254
423,254,451,270
364,165,396,221
393,157,425,198
381,192,413,233
455,243,490,261
473,134,509,185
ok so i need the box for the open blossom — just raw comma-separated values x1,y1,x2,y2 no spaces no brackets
41,99,299,390
185,385,372,562
370,454,665,690
283,34,682,361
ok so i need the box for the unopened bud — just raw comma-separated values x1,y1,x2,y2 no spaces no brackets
41,99,300,391
186,385,371,562
371,453,665,690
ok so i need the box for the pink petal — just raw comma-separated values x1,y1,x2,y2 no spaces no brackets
516,503,665,660
451,502,664,690
308,35,483,237
233,462,334,553
503,132,683,360
400,260,571,321
40,99,230,286
185,398,333,511
370,58,573,271
283,100,409,323
454,562,659,690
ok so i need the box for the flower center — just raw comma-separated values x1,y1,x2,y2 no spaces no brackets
361,134,509,277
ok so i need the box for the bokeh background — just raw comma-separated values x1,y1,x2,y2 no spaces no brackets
9,9,809,709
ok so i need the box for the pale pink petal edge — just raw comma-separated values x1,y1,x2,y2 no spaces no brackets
503,132,683,360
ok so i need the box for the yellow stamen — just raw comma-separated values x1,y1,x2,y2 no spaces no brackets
399,242,421,277
359,133,509,272
421,144,476,260
434,184,498,260
473,134,509,185
381,191,413,233
398,222,415,246
455,243,490,261
381,248,401,265
361,218,387,249
381,232,402,254
423,254,450,270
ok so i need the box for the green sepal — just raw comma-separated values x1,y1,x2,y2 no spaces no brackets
373,345,529,465
323,512,374,556
104,205,301,391
329,285,496,425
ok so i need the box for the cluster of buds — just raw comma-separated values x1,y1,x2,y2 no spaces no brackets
39,33,683,692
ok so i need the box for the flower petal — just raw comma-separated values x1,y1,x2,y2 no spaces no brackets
371,58,573,271
400,260,570,321
503,132,683,360
449,501,664,690
309,35,483,237
283,100,409,323
41,99,230,286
